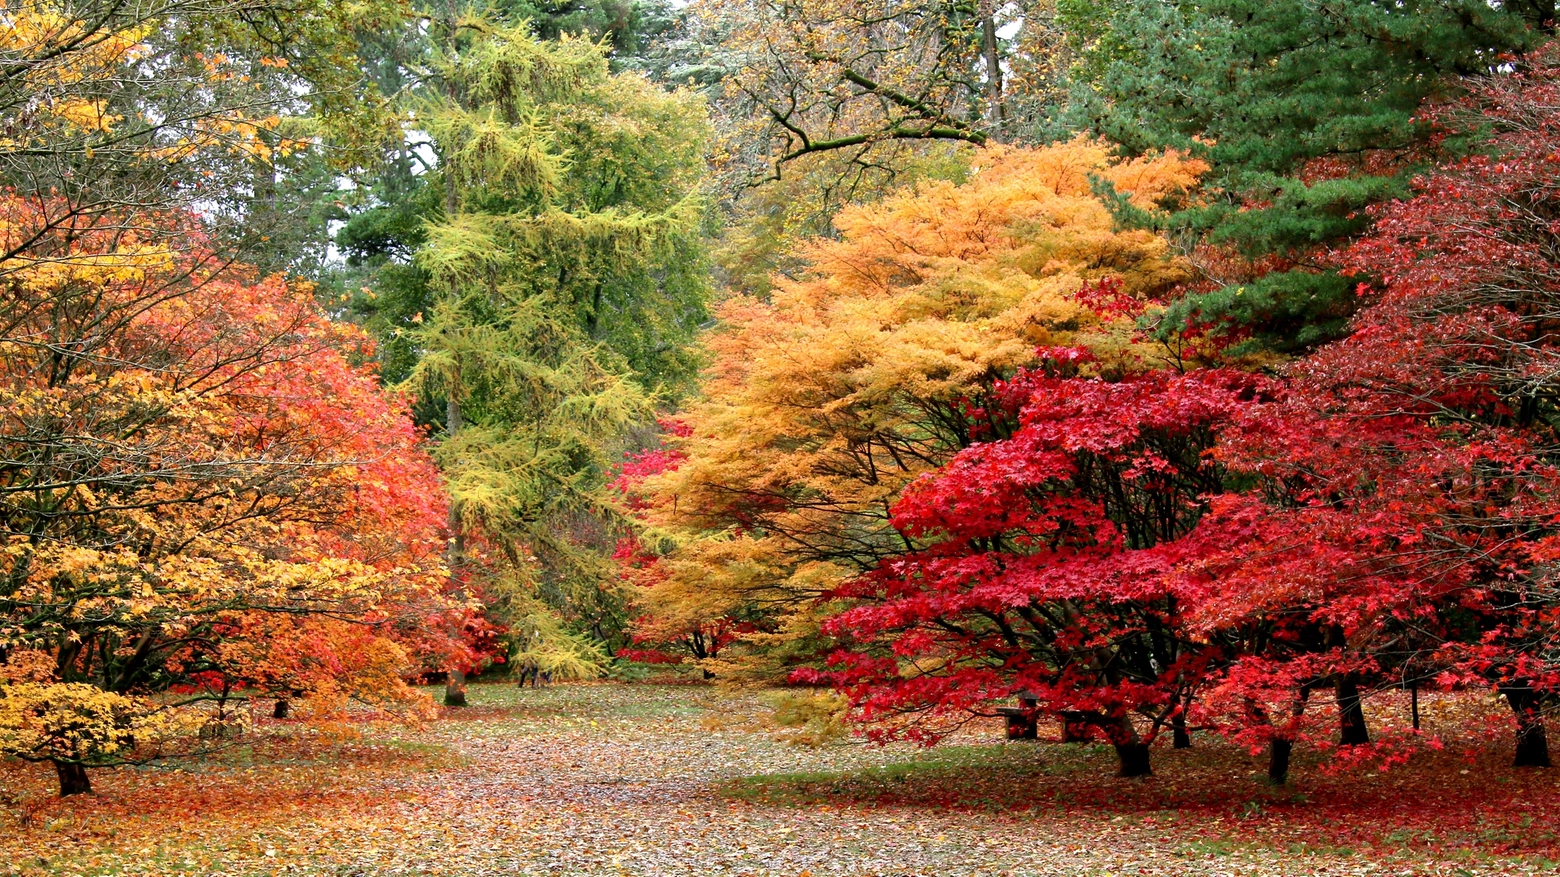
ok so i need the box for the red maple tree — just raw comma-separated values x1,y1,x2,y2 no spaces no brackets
806,349,1272,776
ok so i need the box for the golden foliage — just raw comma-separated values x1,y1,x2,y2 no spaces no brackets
641,140,1205,681
0,682,206,766
0,199,460,788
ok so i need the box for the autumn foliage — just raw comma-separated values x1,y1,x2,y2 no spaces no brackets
634,46,1560,791
1197,47,1560,771
638,140,1206,682
800,354,1258,771
0,197,467,793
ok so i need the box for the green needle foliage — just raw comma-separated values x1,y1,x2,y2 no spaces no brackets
418,20,711,392
493,0,680,62
1061,0,1554,354
400,18,710,652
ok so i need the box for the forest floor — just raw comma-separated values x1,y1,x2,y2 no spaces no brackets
2,683,1559,876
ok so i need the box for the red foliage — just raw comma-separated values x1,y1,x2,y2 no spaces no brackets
809,48,1560,778
807,350,1273,772
1185,47,1560,766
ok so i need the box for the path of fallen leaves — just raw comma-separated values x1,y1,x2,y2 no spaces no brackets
2,683,1558,876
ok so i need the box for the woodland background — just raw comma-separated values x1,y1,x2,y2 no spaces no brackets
5,0,1560,870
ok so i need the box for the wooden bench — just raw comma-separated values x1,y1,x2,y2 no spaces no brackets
996,693,1041,740
995,695,1091,743
995,705,1037,740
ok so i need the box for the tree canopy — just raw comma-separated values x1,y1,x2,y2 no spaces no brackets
634,140,1204,681
1061,0,1554,354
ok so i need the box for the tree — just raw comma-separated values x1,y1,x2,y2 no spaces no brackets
1166,493,1402,783
497,0,680,62
399,20,712,689
1193,45,1560,771
0,0,402,279
641,141,1205,682
0,198,461,794
1061,0,1554,354
335,0,705,388
709,145,974,299
809,354,1268,777
611,421,749,671
0,647,207,795
694,0,1077,186
683,0,1078,306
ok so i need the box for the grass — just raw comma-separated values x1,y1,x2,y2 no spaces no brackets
727,744,1063,810
718,689,1560,870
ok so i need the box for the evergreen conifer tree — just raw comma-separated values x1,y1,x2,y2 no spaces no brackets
1061,0,1554,353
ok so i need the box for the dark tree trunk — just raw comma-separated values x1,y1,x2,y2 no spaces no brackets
273,698,290,719
1504,685,1551,768
976,0,1007,132
441,333,468,711
444,668,468,707
1172,707,1192,749
54,760,90,796
1268,737,1293,785
1336,675,1370,745
111,632,157,693
1114,742,1152,777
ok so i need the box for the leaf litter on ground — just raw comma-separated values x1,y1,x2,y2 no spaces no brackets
0,683,1556,876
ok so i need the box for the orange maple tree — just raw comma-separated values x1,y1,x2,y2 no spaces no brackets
0,195,471,794
636,141,1206,681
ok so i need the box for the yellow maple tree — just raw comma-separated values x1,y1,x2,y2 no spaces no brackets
636,140,1205,681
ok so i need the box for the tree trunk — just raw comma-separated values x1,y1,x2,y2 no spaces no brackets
1268,737,1293,785
1172,703,1192,749
441,332,468,710
976,0,1007,133
1504,684,1551,768
273,698,290,719
54,760,90,796
444,668,468,707
110,632,157,693
1114,742,1152,777
1336,674,1370,745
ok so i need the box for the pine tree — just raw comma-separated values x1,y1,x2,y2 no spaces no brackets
1060,0,1554,354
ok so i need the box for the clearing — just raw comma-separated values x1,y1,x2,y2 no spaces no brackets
2,683,1558,876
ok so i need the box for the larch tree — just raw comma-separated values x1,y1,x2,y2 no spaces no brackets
402,20,712,699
